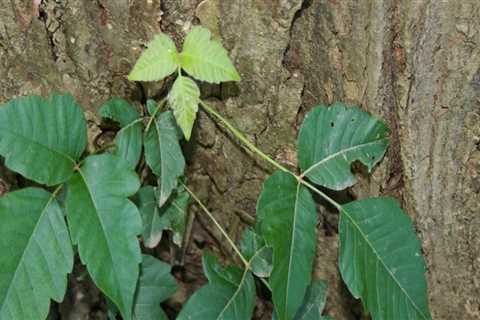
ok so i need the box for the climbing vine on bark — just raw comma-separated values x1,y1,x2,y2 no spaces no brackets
0,26,431,320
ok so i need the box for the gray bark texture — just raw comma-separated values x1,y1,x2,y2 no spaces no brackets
0,0,479,319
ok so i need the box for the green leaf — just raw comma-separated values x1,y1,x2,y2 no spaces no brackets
180,26,240,83
134,186,189,248
256,171,317,320
157,186,190,246
0,93,87,186
66,154,142,320
100,98,143,168
99,98,140,127
339,197,431,320
294,280,329,320
240,228,273,278
146,99,159,115
144,111,185,207
177,254,256,320
168,75,200,140
133,255,178,320
128,34,179,81
0,188,73,320
298,103,389,190
134,186,164,248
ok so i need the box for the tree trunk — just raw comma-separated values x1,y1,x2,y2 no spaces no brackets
0,1,478,319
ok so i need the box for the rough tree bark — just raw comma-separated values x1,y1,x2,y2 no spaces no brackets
0,1,478,319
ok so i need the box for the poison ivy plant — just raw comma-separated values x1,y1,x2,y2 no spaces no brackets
144,110,185,207
128,25,239,140
177,255,256,320
128,34,179,81
135,185,190,248
179,26,241,83
66,154,142,320
339,198,431,319
133,255,178,319
99,98,143,169
0,25,431,320
240,228,273,278
256,171,317,320
0,93,87,186
135,186,164,248
169,75,201,140
106,255,178,320
298,103,390,191
0,188,73,320
294,280,330,320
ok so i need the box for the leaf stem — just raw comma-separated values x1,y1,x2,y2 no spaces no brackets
181,182,250,268
199,101,290,174
145,98,167,133
199,100,342,211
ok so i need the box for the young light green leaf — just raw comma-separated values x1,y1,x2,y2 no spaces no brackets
298,103,389,190
256,171,317,320
168,75,200,140
0,188,73,320
180,26,240,83
133,255,178,320
294,280,329,320
339,198,431,320
177,254,256,320
0,93,87,186
240,228,273,278
144,111,185,207
66,154,142,320
128,34,179,81
100,98,143,168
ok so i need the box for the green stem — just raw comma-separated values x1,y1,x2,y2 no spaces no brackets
181,182,250,268
200,100,343,211
145,98,167,133
200,101,290,174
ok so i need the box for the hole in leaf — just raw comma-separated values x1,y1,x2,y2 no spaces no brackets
330,122,334,127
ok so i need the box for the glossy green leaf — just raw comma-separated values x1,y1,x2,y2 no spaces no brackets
168,75,200,140
240,228,272,278
294,280,329,320
298,103,389,190
0,94,87,186
144,111,185,207
177,255,256,320
180,26,240,83
339,198,431,320
66,154,142,320
256,171,317,320
0,188,73,320
128,34,179,81
133,255,178,320
100,98,143,168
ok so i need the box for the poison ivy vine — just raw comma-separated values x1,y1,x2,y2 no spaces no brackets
0,25,431,320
